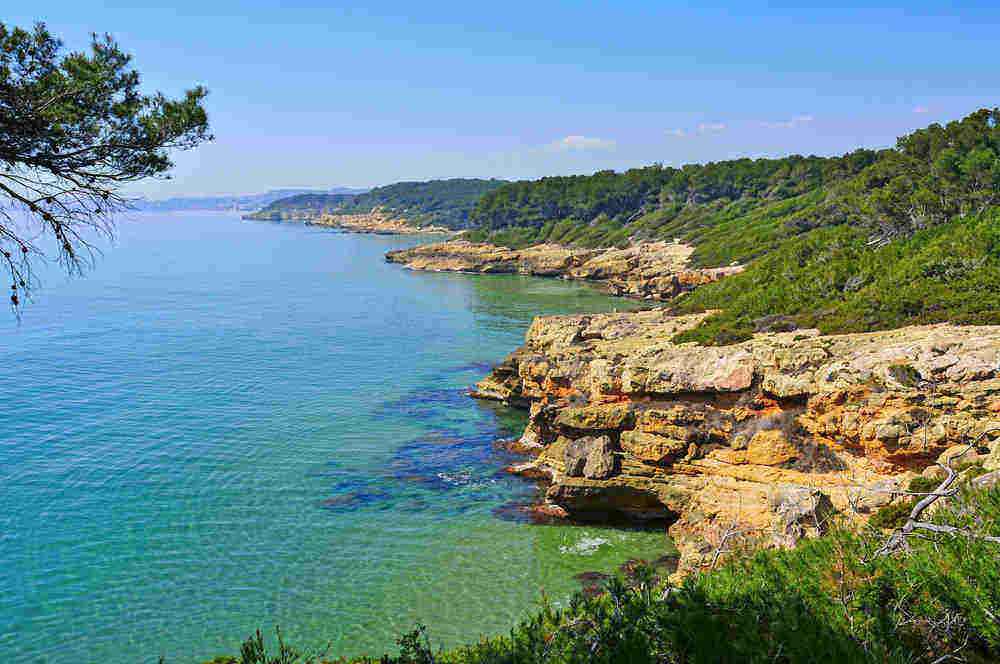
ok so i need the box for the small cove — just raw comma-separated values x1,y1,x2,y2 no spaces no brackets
1,212,675,662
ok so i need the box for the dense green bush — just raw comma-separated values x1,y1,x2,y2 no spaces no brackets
671,207,1000,345
868,502,913,530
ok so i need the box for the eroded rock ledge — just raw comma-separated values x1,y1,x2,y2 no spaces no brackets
474,308,1000,574
246,210,454,234
385,240,742,300
309,212,454,234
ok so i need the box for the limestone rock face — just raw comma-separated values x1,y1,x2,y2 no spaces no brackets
583,435,618,479
480,307,1000,574
561,435,619,479
981,439,1000,471
621,430,688,464
747,430,798,466
564,437,590,477
555,404,633,431
386,240,740,301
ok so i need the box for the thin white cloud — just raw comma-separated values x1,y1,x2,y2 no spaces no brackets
541,135,616,152
697,122,727,134
761,115,815,129
665,128,686,137
914,106,929,113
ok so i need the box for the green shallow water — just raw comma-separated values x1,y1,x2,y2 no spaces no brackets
0,213,674,662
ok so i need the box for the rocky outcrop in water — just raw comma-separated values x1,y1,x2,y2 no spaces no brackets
385,240,741,300
474,308,1000,575
309,212,453,234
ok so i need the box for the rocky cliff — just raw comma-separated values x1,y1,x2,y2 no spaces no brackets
474,308,1000,575
385,240,741,300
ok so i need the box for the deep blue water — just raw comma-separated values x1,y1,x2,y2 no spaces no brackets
1,213,672,662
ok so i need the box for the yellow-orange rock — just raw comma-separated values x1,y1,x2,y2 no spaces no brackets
746,430,799,465
554,403,633,430
637,407,706,432
709,448,748,465
469,305,1000,576
620,430,688,463
386,240,739,301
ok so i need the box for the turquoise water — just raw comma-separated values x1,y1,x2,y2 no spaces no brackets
1,213,673,663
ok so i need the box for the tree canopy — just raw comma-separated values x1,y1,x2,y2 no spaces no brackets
465,110,1000,258
0,22,211,312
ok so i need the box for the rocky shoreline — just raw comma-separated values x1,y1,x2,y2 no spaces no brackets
385,238,1000,572
245,210,455,235
385,239,742,300
471,308,1000,576
309,212,454,234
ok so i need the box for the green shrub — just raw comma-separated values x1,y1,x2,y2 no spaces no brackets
670,209,1000,345
887,363,921,387
907,475,941,494
869,502,913,530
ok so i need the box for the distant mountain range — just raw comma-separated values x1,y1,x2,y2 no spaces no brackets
132,188,369,212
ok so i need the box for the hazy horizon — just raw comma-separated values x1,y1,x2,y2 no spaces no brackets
10,1,999,199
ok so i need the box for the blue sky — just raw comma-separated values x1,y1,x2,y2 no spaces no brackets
10,1,1000,198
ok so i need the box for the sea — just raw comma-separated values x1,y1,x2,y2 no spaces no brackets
1,212,675,662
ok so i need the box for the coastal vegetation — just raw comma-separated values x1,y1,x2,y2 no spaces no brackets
456,109,1000,345
249,179,508,229
670,207,1000,345
463,152,876,251
466,109,1000,258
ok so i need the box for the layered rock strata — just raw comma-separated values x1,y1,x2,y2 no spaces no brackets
474,309,1000,574
385,240,741,301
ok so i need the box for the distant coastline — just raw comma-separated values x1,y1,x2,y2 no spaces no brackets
244,210,458,235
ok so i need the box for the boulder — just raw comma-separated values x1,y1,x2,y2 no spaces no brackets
620,430,688,464
546,481,670,521
563,434,619,479
851,479,899,513
564,438,591,477
583,435,619,479
746,430,799,465
555,403,633,431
